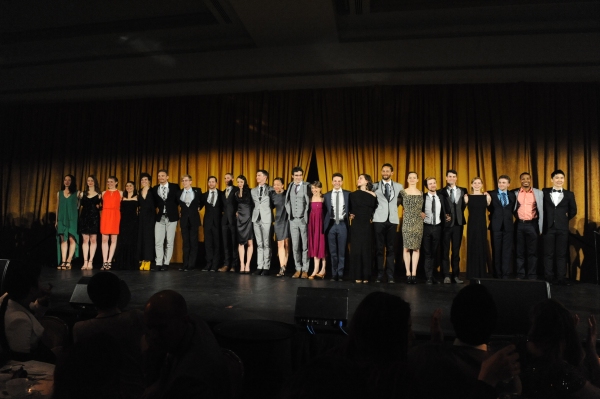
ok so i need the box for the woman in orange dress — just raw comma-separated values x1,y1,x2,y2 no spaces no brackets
100,176,123,270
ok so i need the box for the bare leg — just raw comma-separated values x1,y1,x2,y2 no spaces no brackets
311,257,320,276
102,235,110,262
284,238,289,265
411,249,420,276
67,236,76,263
238,244,246,272
59,235,68,263
246,240,254,270
108,235,118,264
403,248,412,276
277,240,286,267
318,258,326,275
89,235,98,267
82,234,90,264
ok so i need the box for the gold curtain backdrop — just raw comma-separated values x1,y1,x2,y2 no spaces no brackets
1,84,598,280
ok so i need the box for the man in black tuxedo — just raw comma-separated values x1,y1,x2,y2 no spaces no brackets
323,173,351,281
178,174,202,272
487,175,517,279
542,169,577,285
420,177,448,284
438,169,467,284
200,176,222,272
152,169,181,271
220,173,239,272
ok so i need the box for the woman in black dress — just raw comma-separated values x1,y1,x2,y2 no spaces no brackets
137,173,155,271
464,177,491,279
78,175,101,270
234,175,254,274
271,177,289,277
114,181,138,270
349,174,378,283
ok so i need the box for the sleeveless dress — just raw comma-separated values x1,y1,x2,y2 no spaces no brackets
466,195,489,279
137,189,156,261
79,194,101,235
308,201,326,258
114,199,139,269
56,191,80,264
101,190,121,235
400,190,424,250
234,189,254,244
271,191,289,240
349,190,378,280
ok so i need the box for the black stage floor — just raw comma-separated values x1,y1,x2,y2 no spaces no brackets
41,265,600,339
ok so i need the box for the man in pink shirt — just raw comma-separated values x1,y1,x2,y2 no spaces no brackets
512,172,544,280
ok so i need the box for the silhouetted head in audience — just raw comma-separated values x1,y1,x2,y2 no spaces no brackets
527,299,583,367
144,290,189,353
451,284,497,346
347,291,412,362
1,260,40,304
87,271,120,311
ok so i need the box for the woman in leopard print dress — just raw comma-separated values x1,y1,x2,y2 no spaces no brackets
400,172,424,284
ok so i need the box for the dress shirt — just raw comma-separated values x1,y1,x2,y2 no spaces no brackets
551,189,564,205
424,192,441,225
331,189,346,221
517,188,537,220
498,189,508,207
180,188,195,203
225,186,232,198
160,183,170,198
447,186,458,204
208,190,217,206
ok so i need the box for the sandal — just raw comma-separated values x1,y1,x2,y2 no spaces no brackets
276,266,286,277
101,262,108,270
64,262,71,270
105,262,112,270
57,262,66,270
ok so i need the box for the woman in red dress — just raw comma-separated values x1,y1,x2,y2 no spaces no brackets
100,176,123,270
308,181,326,279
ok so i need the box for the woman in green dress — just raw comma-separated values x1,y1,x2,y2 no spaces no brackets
56,174,80,269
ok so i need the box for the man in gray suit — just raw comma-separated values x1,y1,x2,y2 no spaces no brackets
513,172,544,280
251,170,273,275
372,163,404,283
285,166,311,279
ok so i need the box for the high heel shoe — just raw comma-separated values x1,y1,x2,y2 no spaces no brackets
308,273,317,280
64,262,71,270
276,266,286,277
58,261,66,270
101,262,108,270
144,261,151,271
139,261,144,271
314,273,325,279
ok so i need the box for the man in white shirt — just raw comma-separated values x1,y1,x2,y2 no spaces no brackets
323,173,351,281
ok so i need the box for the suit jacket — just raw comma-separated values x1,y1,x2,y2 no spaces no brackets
438,186,468,227
512,187,544,234
322,189,351,232
200,189,223,229
421,191,447,225
284,181,311,221
152,183,181,222
220,186,239,226
178,187,203,228
542,188,577,232
487,189,516,232
372,180,404,224
251,185,273,223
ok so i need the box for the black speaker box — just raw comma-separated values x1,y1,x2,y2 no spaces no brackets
294,287,349,327
69,276,131,310
471,278,551,336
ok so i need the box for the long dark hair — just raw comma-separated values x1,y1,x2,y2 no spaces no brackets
236,175,250,197
359,174,374,191
310,181,322,198
84,175,100,196
61,174,77,194
124,181,137,199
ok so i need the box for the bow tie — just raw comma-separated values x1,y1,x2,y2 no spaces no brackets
552,189,562,193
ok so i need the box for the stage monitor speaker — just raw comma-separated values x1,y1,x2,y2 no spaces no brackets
69,276,131,310
294,287,349,327
471,278,551,336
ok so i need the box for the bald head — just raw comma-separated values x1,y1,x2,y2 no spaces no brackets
145,290,188,319
144,290,190,352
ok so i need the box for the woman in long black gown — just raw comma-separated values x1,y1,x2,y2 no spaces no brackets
234,175,254,274
137,173,155,271
349,174,378,283
465,177,491,279
114,181,138,270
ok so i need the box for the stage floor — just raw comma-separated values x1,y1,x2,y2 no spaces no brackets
41,266,600,338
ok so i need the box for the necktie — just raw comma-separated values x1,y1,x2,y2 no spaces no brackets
552,189,562,193
450,188,455,204
295,184,300,194
431,195,436,224
209,191,214,206
384,183,390,201
335,191,340,224
184,190,190,207
259,186,263,200
226,187,230,198
500,192,508,207
162,186,167,200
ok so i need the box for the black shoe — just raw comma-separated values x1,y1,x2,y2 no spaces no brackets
389,279,395,284
557,279,571,286
262,270,270,276
161,266,168,271
183,268,189,272
330,277,337,282
426,278,433,285
201,267,209,272
253,270,263,276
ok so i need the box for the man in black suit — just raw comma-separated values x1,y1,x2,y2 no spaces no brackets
220,173,239,272
420,177,448,284
200,176,222,272
438,169,467,284
152,169,181,271
542,169,577,285
178,174,202,272
487,175,517,279
323,173,351,281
